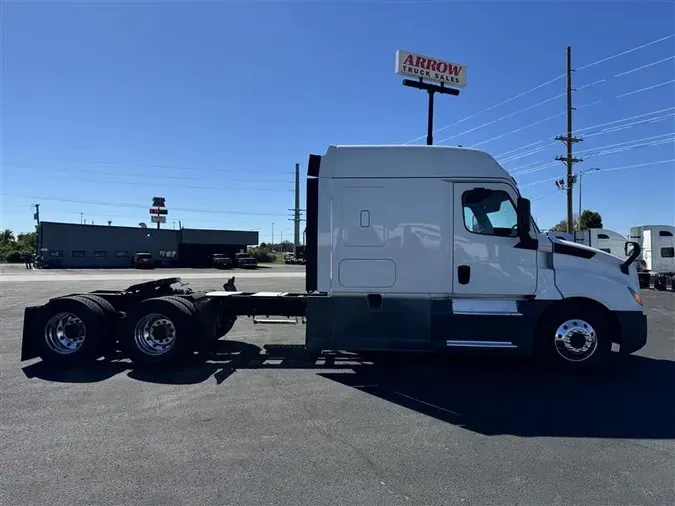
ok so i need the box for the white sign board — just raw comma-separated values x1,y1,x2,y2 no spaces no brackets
395,50,466,88
151,215,167,224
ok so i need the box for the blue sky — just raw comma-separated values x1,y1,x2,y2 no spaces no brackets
2,0,674,243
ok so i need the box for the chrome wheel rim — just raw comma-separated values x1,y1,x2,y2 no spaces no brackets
134,313,177,356
44,312,86,354
554,319,598,362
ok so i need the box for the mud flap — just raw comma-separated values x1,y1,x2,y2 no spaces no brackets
21,306,43,361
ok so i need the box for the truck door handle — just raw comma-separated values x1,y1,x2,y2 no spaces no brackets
458,265,471,285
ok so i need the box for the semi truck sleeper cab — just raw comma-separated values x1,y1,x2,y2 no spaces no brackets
20,145,647,372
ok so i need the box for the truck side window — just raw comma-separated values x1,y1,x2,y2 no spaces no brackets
462,189,518,238
661,247,674,258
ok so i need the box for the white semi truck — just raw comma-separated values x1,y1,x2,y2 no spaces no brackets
21,145,647,372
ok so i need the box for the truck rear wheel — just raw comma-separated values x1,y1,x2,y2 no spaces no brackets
535,302,612,371
78,295,119,356
37,296,107,366
121,297,195,367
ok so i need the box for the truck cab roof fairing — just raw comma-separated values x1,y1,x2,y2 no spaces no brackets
319,145,514,183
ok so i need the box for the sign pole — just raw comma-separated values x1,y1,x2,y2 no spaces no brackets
395,51,465,145
150,197,168,230
402,79,459,145
426,89,435,145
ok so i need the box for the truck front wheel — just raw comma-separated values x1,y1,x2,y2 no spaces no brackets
535,302,612,371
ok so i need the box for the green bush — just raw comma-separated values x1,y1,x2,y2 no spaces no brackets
3,251,26,263
247,247,276,263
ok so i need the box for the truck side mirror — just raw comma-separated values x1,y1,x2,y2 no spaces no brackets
516,197,532,241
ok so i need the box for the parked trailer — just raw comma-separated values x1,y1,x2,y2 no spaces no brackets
21,145,648,372
628,225,675,291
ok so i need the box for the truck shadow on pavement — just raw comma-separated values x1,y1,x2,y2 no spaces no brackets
23,340,675,440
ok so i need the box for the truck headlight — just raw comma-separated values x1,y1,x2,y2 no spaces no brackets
628,286,643,306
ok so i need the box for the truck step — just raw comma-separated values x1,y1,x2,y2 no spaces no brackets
252,316,306,325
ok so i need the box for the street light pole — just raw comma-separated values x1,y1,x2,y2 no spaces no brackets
577,168,600,239
578,167,600,220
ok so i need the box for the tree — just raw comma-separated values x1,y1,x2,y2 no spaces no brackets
548,210,603,232
549,217,579,232
549,220,568,232
0,229,35,263
579,210,603,230
0,229,15,244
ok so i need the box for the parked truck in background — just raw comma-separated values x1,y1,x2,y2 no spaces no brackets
20,145,647,373
629,225,675,290
574,229,629,258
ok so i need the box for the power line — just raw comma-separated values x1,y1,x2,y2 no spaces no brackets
493,101,604,163
513,136,675,177
28,158,297,175
474,76,673,151
503,107,672,165
576,34,675,71
582,135,675,158
0,193,286,217
0,171,294,193
466,101,601,150
582,111,675,137
435,93,565,144
513,132,675,169
519,158,675,188
614,56,675,78
0,164,295,184
402,74,565,144
577,55,675,92
578,106,675,134
530,187,564,202
469,112,567,148
405,34,674,145
616,78,675,99
440,56,674,146
500,107,675,170
595,158,675,174
494,140,545,159
498,141,559,164
0,207,269,229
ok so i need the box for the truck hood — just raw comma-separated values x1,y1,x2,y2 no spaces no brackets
548,235,624,267
545,235,639,286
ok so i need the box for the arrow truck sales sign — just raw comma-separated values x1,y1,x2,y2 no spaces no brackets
395,50,466,88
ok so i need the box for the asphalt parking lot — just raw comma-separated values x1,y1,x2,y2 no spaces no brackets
1,268,674,506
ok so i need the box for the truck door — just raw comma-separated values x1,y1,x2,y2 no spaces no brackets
452,182,538,297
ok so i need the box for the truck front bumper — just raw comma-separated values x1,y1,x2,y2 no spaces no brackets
616,310,648,354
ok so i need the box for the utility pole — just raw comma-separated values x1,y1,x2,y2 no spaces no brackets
555,45,583,235
33,204,40,257
294,163,300,255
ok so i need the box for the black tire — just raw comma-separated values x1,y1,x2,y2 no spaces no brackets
78,294,116,315
162,295,196,315
121,297,196,368
535,302,612,372
78,294,120,356
37,296,107,367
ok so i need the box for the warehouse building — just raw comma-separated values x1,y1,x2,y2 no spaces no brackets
37,221,259,268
